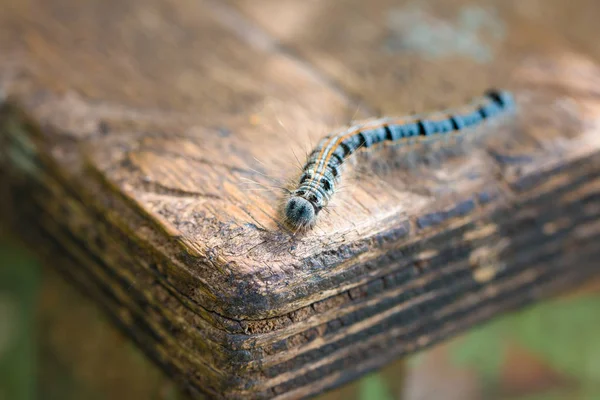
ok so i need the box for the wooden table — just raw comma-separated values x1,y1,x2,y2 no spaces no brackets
1,0,600,398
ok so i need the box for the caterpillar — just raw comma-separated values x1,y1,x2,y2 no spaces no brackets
283,89,515,230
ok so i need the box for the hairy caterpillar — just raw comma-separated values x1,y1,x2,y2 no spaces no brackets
284,89,515,230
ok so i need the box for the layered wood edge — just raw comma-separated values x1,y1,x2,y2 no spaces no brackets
2,101,600,398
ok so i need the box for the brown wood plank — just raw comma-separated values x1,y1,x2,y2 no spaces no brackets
1,0,600,398
227,0,600,113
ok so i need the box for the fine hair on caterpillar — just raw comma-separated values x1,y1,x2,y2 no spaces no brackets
283,89,516,232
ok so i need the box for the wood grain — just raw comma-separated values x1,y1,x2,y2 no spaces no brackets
1,0,600,398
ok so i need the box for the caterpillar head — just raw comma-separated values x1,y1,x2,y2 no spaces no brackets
284,195,317,230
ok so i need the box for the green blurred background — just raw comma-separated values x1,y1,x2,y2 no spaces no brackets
1,238,599,400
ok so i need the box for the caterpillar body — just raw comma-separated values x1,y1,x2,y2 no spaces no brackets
283,89,515,230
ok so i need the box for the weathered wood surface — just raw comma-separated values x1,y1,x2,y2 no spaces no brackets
1,0,600,398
